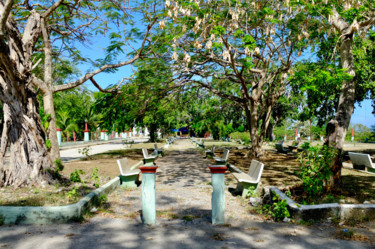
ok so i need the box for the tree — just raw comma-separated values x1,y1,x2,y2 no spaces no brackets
164,0,304,157
0,0,156,187
291,1,375,187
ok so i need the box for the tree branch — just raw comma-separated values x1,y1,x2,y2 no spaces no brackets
53,19,156,93
0,0,13,33
41,0,63,18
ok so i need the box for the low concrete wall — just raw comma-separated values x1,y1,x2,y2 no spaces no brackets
0,177,120,225
269,187,375,222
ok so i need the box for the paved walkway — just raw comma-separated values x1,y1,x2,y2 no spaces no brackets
0,139,373,248
60,138,148,162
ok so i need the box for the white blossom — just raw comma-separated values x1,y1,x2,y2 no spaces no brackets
184,53,191,63
254,47,260,55
165,0,170,8
159,20,166,29
172,51,178,60
205,40,212,50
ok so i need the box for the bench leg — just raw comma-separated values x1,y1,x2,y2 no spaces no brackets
205,152,213,158
143,158,156,165
120,175,139,188
239,182,259,198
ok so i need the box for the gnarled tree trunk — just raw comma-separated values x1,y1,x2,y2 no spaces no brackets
0,81,53,187
325,16,357,188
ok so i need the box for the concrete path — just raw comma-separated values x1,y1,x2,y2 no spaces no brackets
60,138,148,162
0,139,373,248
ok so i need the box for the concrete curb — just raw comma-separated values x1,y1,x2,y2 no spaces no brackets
0,177,121,225
269,187,375,222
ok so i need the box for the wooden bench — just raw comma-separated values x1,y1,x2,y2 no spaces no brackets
214,149,229,165
205,146,215,158
142,148,157,164
154,143,164,157
348,152,375,173
232,160,264,197
117,158,142,188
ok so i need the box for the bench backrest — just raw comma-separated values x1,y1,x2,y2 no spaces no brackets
292,141,299,147
275,143,284,151
142,148,149,158
349,152,374,168
117,158,130,175
222,149,230,161
247,160,264,183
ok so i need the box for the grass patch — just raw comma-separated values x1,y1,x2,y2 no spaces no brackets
156,210,179,219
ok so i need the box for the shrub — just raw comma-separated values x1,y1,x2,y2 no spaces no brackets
298,145,335,198
229,131,251,144
70,169,85,183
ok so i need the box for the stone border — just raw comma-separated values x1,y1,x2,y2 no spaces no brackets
269,187,375,222
0,176,121,225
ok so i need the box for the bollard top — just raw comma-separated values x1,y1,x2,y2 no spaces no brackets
56,128,62,131
139,165,158,173
208,165,227,174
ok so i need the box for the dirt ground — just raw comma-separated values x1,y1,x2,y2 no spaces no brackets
0,139,375,247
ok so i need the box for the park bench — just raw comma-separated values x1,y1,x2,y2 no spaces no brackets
214,148,230,165
197,140,205,148
275,143,290,154
231,159,264,198
142,148,157,164
287,140,300,151
117,158,142,188
154,143,164,157
348,152,375,173
205,146,215,158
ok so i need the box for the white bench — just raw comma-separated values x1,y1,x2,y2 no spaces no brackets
205,146,215,158
214,149,229,165
348,152,375,173
232,160,264,197
275,143,290,154
142,148,157,164
154,143,164,157
117,158,142,188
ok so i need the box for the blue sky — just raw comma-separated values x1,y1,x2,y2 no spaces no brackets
352,99,375,127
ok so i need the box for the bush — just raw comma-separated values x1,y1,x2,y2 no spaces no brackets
298,145,335,199
229,132,251,144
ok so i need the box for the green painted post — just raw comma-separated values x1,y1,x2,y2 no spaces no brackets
139,165,158,225
208,165,227,225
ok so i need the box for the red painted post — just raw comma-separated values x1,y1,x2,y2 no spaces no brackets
67,131,69,142
73,131,76,142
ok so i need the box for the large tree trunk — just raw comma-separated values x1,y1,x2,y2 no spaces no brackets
0,82,54,187
324,34,356,188
43,92,60,162
149,124,157,142
245,102,264,158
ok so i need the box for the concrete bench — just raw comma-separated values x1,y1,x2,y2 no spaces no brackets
214,149,229,165
288,141,300,151
142,148,157,164
117,158,142,188
154,143,164,157
232,159,264,197
197,140,205,148
348,152,375,173
275,143,290,154
205,146,215,158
